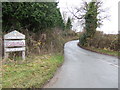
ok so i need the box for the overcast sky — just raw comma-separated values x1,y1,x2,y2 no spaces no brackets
58,0,119,34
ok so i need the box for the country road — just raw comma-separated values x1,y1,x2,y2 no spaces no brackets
44,40,118,88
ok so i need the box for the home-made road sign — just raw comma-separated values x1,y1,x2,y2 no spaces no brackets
4,30,25,60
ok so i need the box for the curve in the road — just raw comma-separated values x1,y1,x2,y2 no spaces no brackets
44,40,118,88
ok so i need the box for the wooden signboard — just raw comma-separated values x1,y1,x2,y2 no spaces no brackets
4,30,25,60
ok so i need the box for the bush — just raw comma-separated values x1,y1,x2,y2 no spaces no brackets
86,31,119,52
79,33,87,46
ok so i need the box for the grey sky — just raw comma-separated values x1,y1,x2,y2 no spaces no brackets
58,0,119,34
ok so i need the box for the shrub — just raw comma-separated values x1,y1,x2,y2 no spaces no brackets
85,31,119,52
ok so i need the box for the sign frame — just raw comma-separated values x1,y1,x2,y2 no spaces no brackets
4,30,26,60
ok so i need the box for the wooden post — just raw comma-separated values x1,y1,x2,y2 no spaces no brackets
51,41,53,52
4,52,9,59
22,51,25,60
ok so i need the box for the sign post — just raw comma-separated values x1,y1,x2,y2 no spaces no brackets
4,30,25,60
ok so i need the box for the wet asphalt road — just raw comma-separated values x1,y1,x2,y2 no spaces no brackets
44,40,118,88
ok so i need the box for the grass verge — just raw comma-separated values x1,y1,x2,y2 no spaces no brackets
2,53,64,88
78,43,119,57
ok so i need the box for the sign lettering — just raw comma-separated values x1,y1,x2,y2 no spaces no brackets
4,40,25,47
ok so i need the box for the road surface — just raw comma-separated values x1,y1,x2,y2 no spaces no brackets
44,40,118,88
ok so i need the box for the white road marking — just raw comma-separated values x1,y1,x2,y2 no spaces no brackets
99,59,119,68
78,51,87,55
